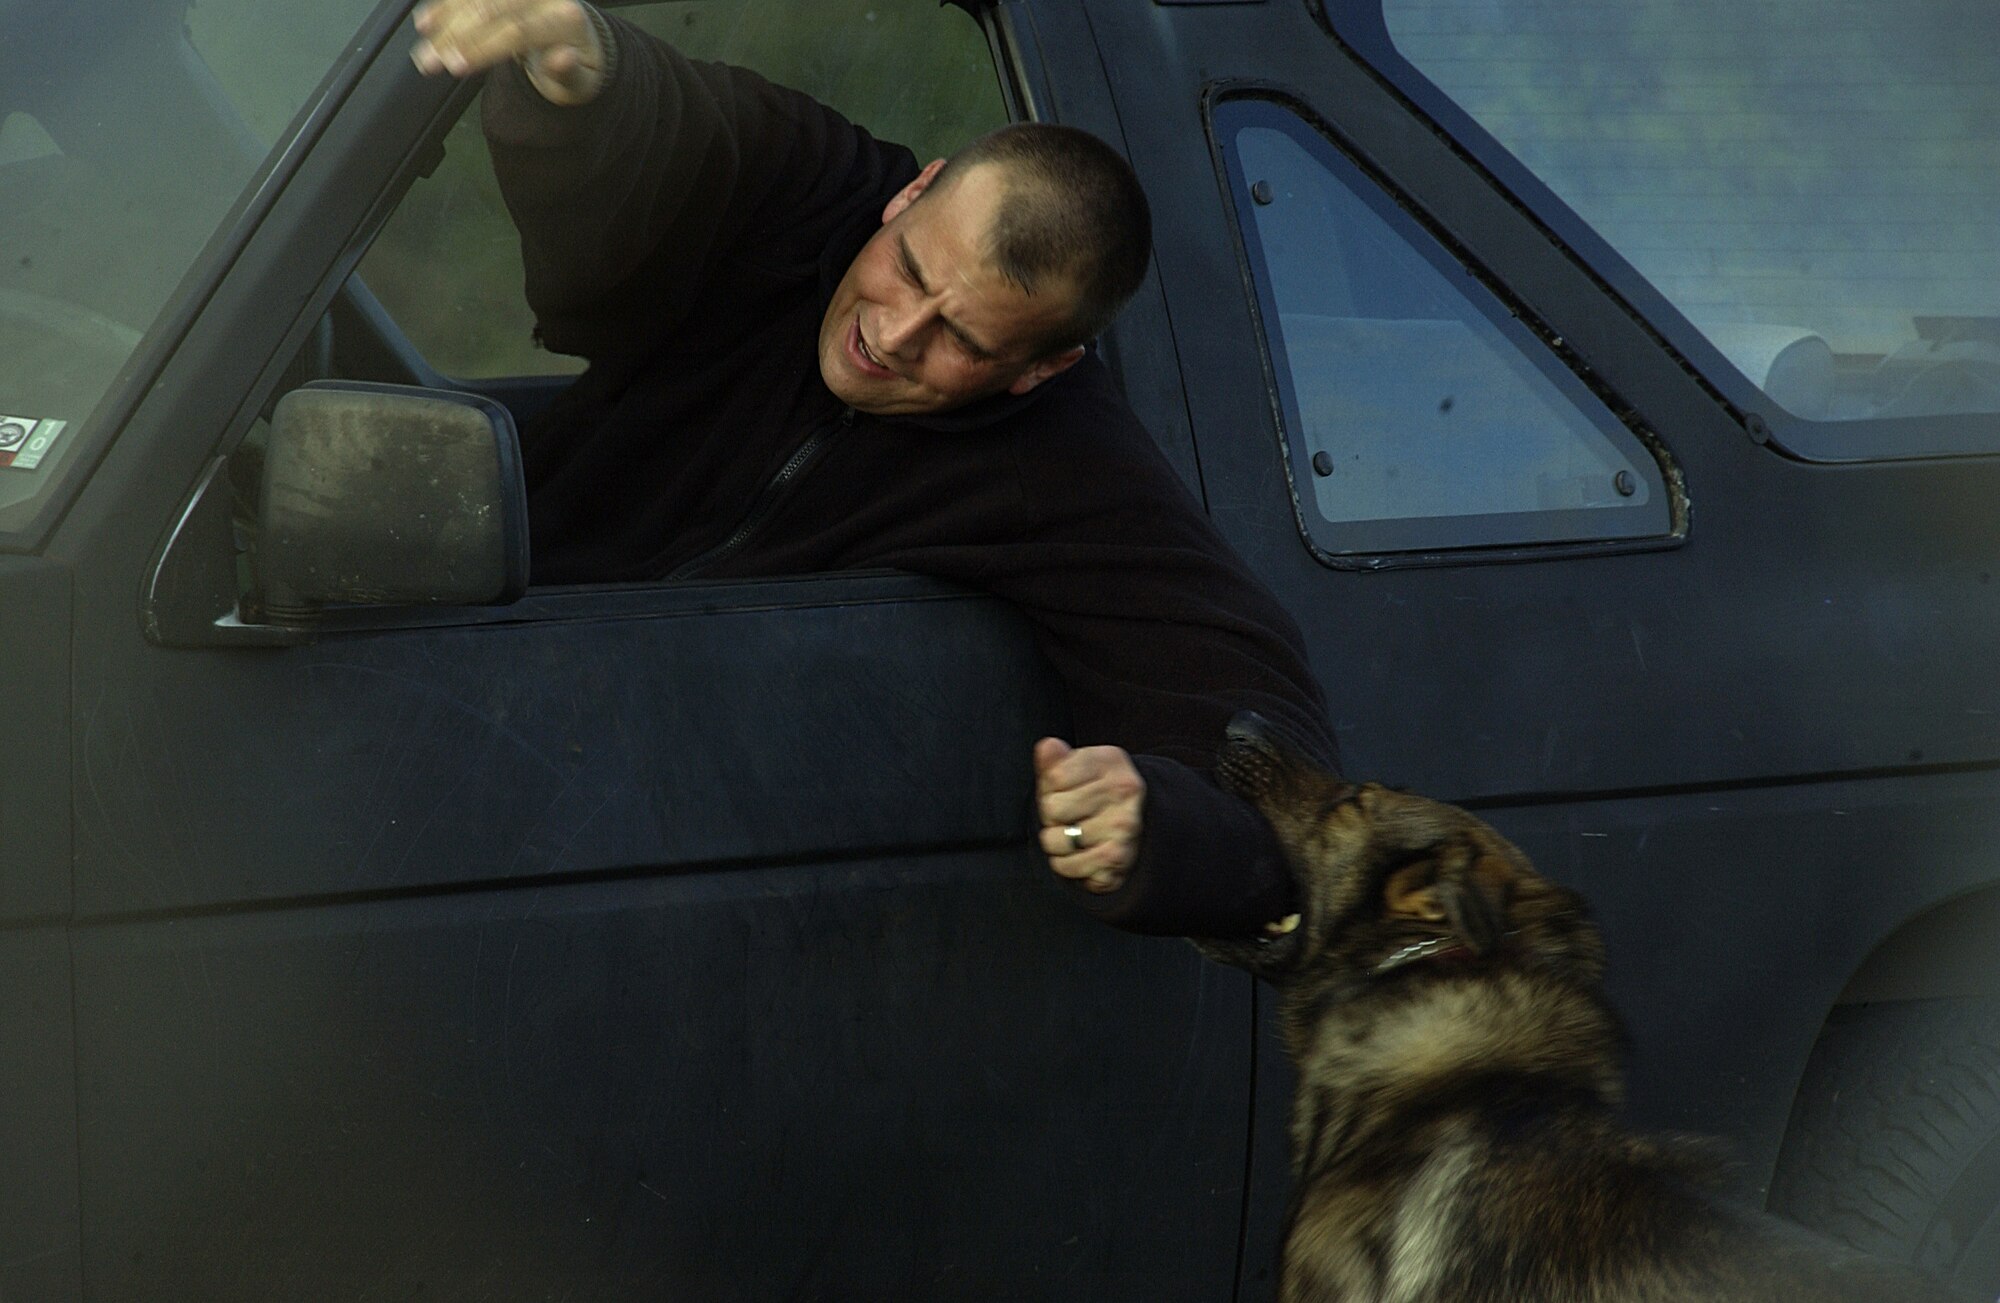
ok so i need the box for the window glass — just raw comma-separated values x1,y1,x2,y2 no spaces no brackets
1379,0,2000,425
358,0,1008,379
0,0,383,536
1218,99,1669,559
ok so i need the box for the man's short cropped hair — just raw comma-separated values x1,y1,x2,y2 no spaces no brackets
929,123,1153,356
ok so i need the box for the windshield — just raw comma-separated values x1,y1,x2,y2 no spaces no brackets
0,0,383,537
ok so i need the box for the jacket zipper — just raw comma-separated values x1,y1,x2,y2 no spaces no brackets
665,406,855,581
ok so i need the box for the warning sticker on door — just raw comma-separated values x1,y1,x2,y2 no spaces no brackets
0,416,67,470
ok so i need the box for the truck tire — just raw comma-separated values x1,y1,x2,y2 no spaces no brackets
1768,998,2000,1297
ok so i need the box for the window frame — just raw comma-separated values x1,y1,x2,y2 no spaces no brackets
1208,87,1684,570
146,0,1034,645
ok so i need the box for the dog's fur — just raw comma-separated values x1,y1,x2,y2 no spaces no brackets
1195,715,1967,1303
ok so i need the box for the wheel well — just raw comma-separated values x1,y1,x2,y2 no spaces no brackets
1836,883,2000,1005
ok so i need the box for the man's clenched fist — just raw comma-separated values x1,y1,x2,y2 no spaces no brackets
1034,738,1144,894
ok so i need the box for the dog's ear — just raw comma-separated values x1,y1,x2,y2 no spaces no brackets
1383,861,1450,924
1381,846,1513,955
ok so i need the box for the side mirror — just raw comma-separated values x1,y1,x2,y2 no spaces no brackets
249,381,530,623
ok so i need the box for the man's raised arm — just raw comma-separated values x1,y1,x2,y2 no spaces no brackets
412,0,914,365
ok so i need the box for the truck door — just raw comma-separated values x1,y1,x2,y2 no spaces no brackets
37,2,1258,1297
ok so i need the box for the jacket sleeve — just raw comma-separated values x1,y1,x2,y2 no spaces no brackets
1067,755,1300,937
996,365,1340,937
480,11,914,365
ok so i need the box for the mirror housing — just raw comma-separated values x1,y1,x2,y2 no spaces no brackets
249,381,529,623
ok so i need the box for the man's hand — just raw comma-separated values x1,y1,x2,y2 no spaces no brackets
1034,738,1144,894
411,0,608,106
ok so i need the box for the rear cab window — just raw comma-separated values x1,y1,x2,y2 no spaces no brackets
1324,0,2000,459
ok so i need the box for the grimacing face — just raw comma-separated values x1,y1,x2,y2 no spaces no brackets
816,160,1086,417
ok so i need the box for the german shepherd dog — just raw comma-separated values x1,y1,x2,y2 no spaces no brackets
1195,715,1968,1303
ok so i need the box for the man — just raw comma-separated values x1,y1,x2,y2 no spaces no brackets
411,0,1334,936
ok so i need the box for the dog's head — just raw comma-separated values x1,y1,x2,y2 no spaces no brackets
1195,714,1604,1013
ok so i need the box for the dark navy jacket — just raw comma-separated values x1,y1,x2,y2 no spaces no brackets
482,14,1335,934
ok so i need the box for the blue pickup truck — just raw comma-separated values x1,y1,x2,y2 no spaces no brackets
3,0,1997,1297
